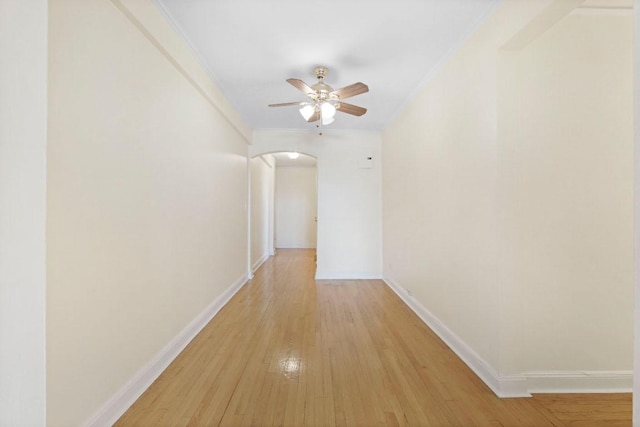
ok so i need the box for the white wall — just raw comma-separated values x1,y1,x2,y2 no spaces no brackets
47,0,250,425
251,130,382,279
383,0,633,396
0,1,48,425
251,155,275,270
275,166,317,249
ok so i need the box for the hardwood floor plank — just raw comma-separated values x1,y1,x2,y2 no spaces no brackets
115,249,631,426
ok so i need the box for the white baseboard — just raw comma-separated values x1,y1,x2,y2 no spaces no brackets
382,276,529,398
275,244,316,249
315,271,382,280
83,272,249,427
383,276,632,397
251,252,270,273
523,370,632,394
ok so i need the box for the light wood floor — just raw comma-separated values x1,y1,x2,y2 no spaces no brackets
116,249,631,426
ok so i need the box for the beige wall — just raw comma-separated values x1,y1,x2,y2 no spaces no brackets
383,0,551,376
383,0,633,393
0,1,48,425
633,0,639,422
498,10,633,376
251,155,275,270
47,0,250,425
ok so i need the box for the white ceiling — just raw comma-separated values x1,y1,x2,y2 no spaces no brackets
154,0,501,131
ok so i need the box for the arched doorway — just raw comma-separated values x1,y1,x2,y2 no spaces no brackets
248,151,318,275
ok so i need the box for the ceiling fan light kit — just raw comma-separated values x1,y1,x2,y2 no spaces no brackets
269,66,369,126
299,104,316,121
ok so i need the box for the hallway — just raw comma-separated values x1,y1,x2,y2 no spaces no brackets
116,249,630,426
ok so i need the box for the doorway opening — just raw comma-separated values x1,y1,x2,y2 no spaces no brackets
249,152,318,275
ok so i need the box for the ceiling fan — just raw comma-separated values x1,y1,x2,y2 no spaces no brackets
268,66,369,126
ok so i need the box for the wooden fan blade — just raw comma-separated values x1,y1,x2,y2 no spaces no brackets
331,82,369,100
268,101,306,107
287,78,316,97
307,109,321,122
337,102,367,116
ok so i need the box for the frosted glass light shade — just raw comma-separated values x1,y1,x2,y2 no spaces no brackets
320,102,336,119
299,105,315,121
321,115,334,126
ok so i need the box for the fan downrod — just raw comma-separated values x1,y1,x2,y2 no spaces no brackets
312,66,333,100
314,66,328,80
